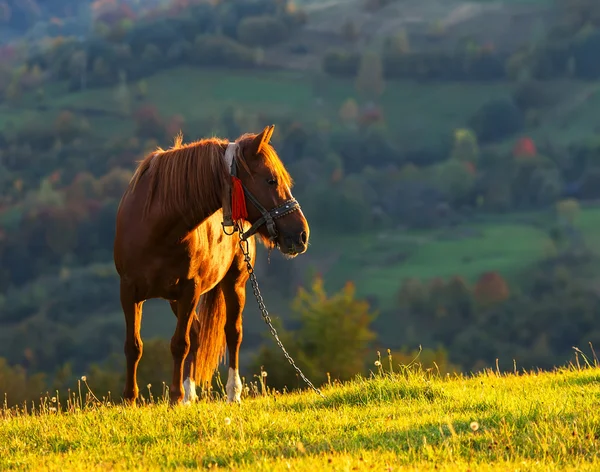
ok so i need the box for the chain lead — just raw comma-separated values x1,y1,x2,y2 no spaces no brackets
237,228,325,399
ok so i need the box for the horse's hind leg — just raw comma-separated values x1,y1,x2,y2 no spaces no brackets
121,282,144,405
222,268,247,403
169,281,201,406
169,301,200,404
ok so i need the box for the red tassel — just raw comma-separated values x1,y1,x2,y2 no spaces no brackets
231,176,248,221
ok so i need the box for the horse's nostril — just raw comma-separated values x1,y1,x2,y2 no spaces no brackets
300,231,307,245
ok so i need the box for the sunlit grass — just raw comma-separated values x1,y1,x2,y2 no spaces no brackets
1,358,599,471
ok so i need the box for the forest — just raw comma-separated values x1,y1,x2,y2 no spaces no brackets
1,0,600,405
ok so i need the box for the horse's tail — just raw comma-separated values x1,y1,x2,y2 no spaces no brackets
194,283,227,387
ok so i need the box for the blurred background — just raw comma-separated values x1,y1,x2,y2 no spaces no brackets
1,0,599,405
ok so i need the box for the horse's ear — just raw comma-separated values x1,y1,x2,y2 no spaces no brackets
250,124,275,156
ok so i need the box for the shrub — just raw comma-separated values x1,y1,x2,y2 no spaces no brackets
580,167,600,199
322,49,360,77
55,110,90,144
236,15,288,47
433,159,476,205
512,79,554,111
13,117,57,151
383,50,506,81
166,40,192,64
125,20,181,56
140,44,162,66
133,105,165,140
192,35,256,68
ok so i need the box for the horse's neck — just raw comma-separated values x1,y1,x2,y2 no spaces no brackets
143,182,224,242
171,201,224,238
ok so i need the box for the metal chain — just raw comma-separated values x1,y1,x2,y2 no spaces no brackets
236,232,325,399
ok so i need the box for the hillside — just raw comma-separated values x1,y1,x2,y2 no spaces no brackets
3,0,600,406
303,0,558,52
1,364,599,471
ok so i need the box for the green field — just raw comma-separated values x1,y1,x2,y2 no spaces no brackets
305,207,600,306
1,364,599,471
311,221,551,304
2,66,597,153
0,68,520,143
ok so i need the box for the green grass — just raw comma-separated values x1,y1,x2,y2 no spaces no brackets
302,206,600,308
1,365,599,471
3,67,517,144
307,220,553,308
4,65,598,150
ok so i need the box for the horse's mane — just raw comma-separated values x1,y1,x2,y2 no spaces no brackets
128,133,293,228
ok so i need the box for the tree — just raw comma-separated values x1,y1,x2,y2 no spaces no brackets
355,50,385,102
433,158,476,205
252,276,378,390
387,29,410,54
450,128,479,166
556,198,581,225
68,50,88,90
473,271,510,308
113,70,131,116
338,98,359,126
340,19,360,42
468,98,524,143
513,136,537,159
237,15,288,47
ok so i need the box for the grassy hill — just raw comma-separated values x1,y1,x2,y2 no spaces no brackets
4,65,598,155
1,363,599,471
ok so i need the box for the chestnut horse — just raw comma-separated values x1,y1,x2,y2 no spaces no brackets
113,125,309,406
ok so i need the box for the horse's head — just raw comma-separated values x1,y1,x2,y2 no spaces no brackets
235,125,309,257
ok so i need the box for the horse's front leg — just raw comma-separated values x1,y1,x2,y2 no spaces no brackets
169,281,201,406
169,301,200,404
120,282,144,405
222,271,247,403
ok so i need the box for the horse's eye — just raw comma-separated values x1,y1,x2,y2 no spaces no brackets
267,178,277,186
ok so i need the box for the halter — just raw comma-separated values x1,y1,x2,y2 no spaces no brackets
221,143,301,242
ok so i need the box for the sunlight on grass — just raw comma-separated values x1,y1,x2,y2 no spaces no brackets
1,360,599,471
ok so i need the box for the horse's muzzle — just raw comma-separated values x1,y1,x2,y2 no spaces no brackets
281,230,308,256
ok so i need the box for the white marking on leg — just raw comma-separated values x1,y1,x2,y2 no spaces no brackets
183,377,197,405
226,367,242,403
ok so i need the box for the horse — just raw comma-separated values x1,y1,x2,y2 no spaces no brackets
113,125,310,406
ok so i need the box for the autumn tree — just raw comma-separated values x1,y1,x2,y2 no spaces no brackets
133,104,165,139
513,136,537,159
252,275,378,390
450,128,479,166
473,271,510,308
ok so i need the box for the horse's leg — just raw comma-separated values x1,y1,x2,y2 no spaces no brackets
169,282,201,406
121,282,144,405
169,300,199,404
222,269,247,404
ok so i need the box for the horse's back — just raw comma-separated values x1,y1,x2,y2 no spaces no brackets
114,183,244,301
